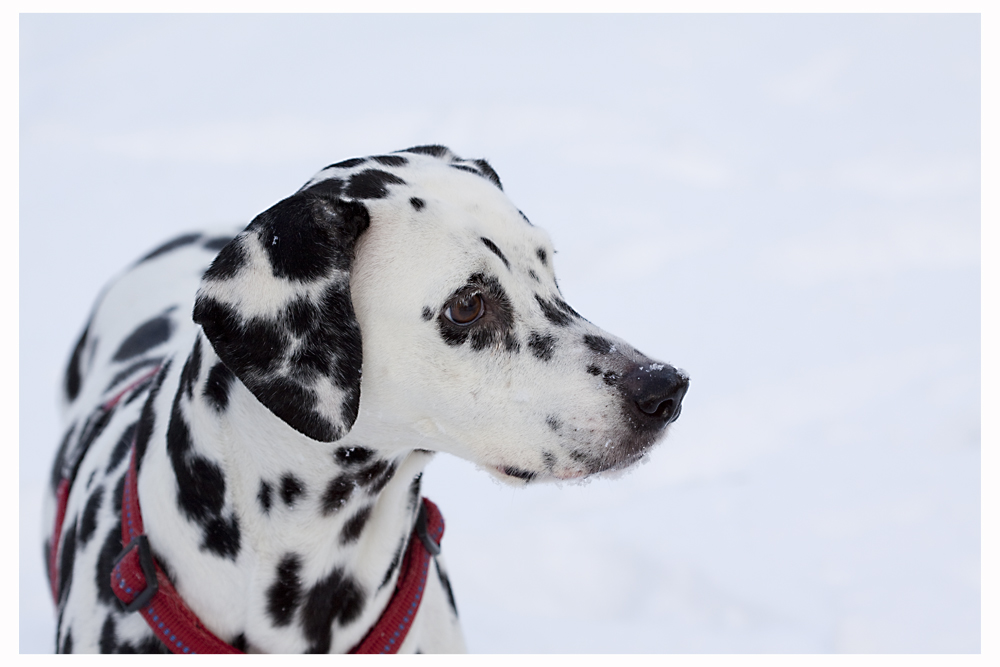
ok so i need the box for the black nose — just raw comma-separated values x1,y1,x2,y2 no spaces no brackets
623,364,689,424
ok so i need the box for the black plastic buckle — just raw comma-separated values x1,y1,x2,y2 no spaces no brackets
414,503,441,556
112,534,159,613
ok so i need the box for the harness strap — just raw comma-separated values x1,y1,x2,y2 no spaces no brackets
349,498,444,654
111,446,241,653
49,366,162,604
111,445,444,654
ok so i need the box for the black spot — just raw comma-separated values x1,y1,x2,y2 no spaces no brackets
421,307,434,321
61,406,116,490
324,157,366,169
201,514,241,560
203,362,235,412
450,163,484,179
587,364,602,376
230,634,248,652
86,469,97,489
266,553,302,627
57,518,77,604
502,466,536,482
134,361,170,471
167,390,226,521
504,331,520,353
379,537,407,590
340,505,373,545
528,269,540,281
481,237,510,269
112,472,126,514
203,235,234,252
280,474,305,507
334,446,373,466
321,475,356,515
410,197,425,211
258,481,272,514
50,425,76,491
96,526,123,605
602,370,620,387
203,234,248,280
537,248,548,265
527,332,556,361
435,559,459,617
165,379,240,559
354,459,391,490
302,178,344,198
519,210,533,225
546,416,562,432
43,540,52,591
180,337,203,400
61,628,73,654
408,473,422,509
123,374,156,406
104,422,139,474
97,614,169,653
301,568,365,653
65,323,88,401
554,298,581,319
78,485,104,546
535,295,571,327
79,405,115,456
113,314,173,361
99,616,117,653
583,334,613,355
369,463,397,495
401,144,449,158
104,357,164,393
543,451,557,469
473,159,503,190
345,169,407,199
138,233,202,264
373,154,408,167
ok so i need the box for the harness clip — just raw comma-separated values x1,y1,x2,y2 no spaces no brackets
111,534,159,613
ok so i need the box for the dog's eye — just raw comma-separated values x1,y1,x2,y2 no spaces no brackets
444,292,485,326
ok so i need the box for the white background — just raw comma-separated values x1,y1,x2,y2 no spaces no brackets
19,13,982,653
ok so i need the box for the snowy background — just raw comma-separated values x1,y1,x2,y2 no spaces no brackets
19,14,981,653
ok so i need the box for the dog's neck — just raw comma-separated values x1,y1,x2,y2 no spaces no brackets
136,331,435,653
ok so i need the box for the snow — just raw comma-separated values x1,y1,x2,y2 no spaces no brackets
18,14,983,654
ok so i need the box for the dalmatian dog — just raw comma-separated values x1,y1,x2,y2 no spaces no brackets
43,145,689,653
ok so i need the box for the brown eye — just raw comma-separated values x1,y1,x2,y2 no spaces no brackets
444,292,485,325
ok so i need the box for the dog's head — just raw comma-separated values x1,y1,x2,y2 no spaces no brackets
194,146,688,483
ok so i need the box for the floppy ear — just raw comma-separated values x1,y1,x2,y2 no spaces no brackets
193,184,371,442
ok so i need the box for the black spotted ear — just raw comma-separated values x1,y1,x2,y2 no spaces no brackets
193,187,371,442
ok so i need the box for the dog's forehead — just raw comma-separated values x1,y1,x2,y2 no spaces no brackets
403,161,542,242
306,152,553,256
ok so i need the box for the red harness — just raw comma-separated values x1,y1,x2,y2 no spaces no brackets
49,367,446,654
